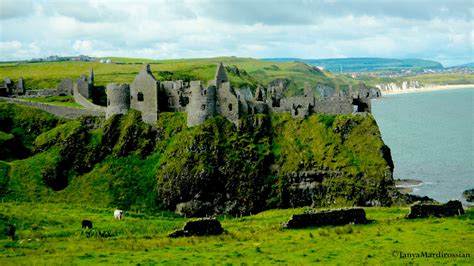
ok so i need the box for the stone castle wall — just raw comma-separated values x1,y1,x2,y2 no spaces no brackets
130,66,160,124
75,76,91,99
0,97,104,119
313,98,354,114
73,86,107,112
187,81,216,127
216,82,239,125
103,63,373,127
106,83,130,119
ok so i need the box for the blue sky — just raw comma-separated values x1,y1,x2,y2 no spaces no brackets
0,0,472,66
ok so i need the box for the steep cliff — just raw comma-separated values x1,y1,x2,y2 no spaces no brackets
0,104,399,216
376,80,422,93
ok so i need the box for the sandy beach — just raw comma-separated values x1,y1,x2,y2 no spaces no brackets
382,84,474,95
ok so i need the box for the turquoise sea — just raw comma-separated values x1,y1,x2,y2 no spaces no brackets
372,88,473,203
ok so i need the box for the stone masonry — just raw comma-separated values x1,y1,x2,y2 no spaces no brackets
106,63,374,127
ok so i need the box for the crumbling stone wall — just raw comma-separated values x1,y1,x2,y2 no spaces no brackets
313,98,354,114
75,75,91,99
186,81,216,127
103,63,374,127
160,81,181,112
283,208,369,229
406,200,465,219
73,86,106,112
0,97,104,119
56,79,74,96
216,82,240,125
106,83,130,119
23,89,58,97
169,218,224,237
130,65,160,124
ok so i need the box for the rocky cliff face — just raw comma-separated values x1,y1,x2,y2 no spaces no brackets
1,105,401,217
376,80,422,93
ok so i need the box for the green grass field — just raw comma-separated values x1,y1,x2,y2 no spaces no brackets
0,203,472,265
0,57,343,96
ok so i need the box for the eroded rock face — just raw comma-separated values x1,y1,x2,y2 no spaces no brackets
283,208,369,229
406,200,465,219
169,218,224,237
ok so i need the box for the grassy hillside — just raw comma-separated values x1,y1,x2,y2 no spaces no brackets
264,57,443,72
0,102,63,161
0,57,346,96
0,203,472,264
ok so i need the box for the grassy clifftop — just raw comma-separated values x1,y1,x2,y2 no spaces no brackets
0,103,397,216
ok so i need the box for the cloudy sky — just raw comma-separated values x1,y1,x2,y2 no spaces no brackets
0,0,472,66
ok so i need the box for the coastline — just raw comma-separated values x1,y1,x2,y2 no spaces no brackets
381,84,474,95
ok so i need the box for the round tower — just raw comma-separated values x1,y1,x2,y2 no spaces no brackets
187,81,216,127
106,83,130,119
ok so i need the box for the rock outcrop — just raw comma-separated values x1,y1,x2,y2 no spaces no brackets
169,218,224,237
283,208,369,229
406,200,465,219
462,189,474,202
376,81,422,93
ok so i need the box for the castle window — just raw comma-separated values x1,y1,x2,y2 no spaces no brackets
168,97,175,106
203,90,207,95
228,103,232,111
107,99,110,106
201,104,206,110
137,92,144,101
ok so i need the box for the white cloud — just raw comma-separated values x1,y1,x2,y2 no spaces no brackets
0,0,472,65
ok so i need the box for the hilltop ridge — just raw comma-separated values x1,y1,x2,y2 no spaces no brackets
263,57,444,72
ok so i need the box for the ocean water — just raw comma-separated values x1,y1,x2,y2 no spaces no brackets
372,88,473,203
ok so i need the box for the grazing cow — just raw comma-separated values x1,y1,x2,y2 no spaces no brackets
114,209,124,220
81,220,93,229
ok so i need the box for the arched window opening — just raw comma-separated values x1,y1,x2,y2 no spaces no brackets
137,92,144,102
201,104,206,110
228,103,233,111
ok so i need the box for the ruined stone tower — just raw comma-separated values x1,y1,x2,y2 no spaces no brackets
88,68,94,86
130,64,160,124
214,62,228,88
74,75,91,99
106,83,130,119
186,81,216,127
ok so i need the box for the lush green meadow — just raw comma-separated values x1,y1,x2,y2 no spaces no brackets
0,203,472,265
0,57,341,96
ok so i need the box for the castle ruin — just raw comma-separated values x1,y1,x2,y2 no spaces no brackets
1,63,375,125
106,63,373,127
